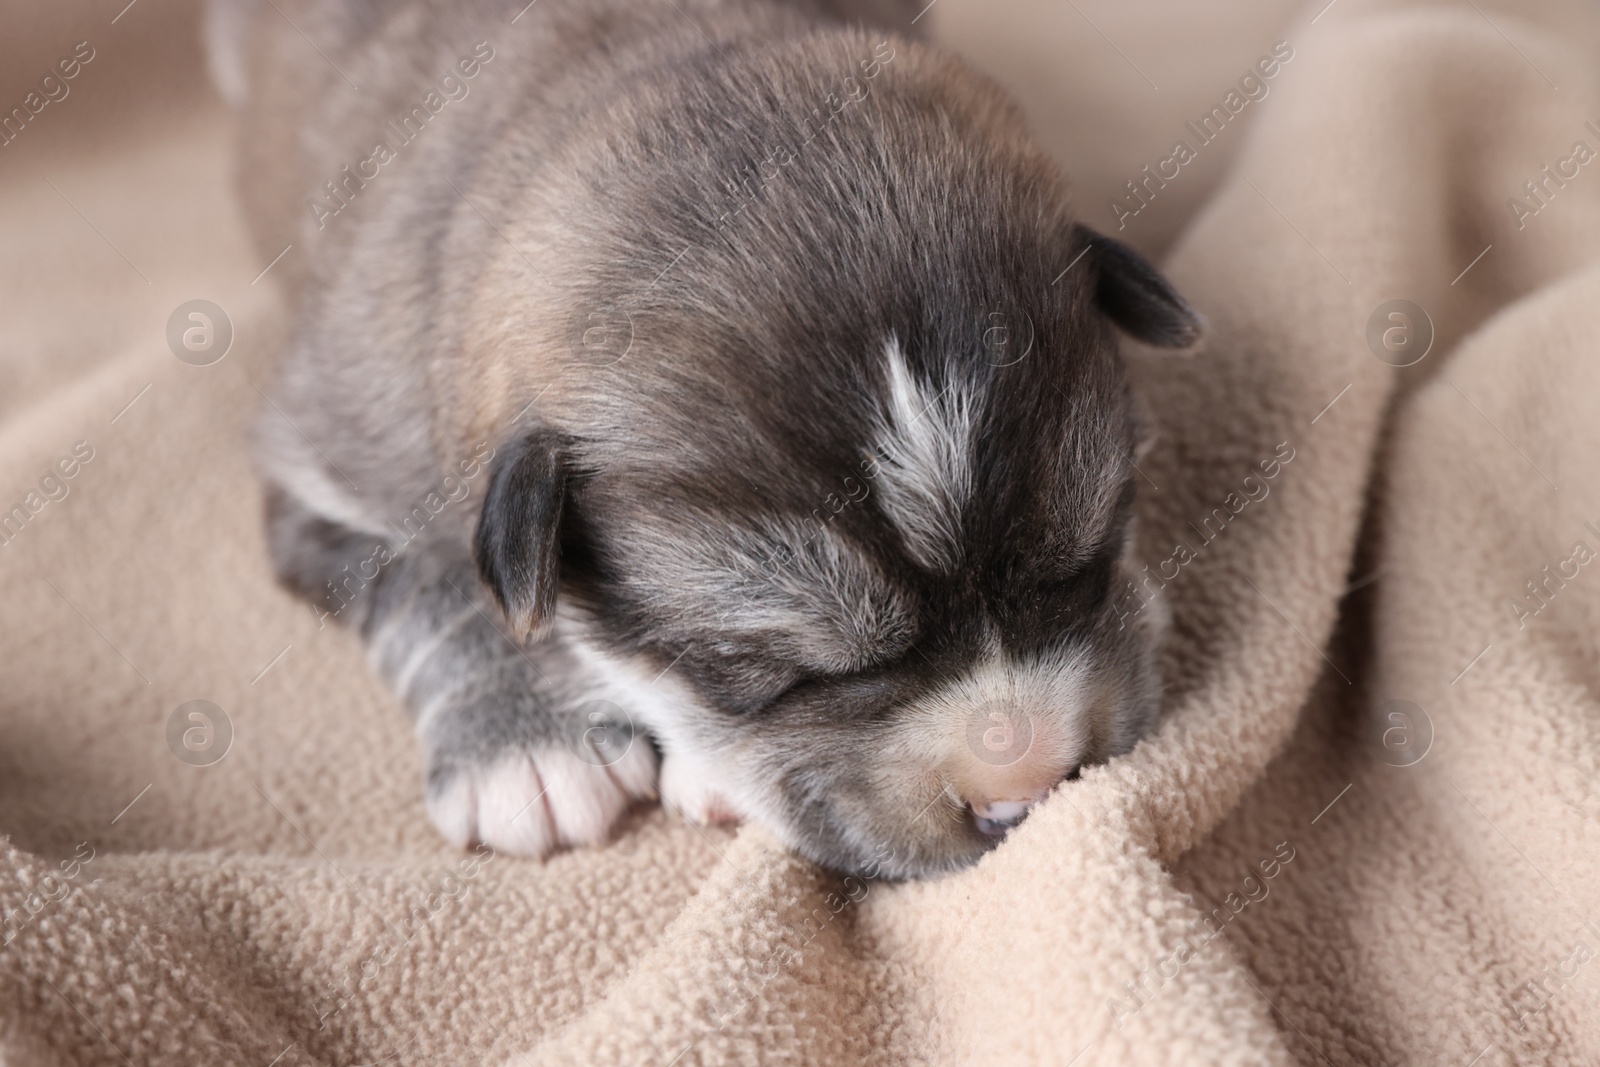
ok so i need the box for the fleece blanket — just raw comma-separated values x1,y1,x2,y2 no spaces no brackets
5,0,1600,1063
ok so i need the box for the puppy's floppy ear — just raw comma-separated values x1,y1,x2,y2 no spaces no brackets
1074,225,1203,348
474,428,567,641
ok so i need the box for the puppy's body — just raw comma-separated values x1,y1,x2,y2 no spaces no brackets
222,0,1197,878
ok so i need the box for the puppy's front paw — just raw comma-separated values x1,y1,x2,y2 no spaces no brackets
426,741,658,857
659,750,743,827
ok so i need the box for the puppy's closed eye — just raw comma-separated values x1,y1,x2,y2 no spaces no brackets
688,643,806,714
605,510,916,676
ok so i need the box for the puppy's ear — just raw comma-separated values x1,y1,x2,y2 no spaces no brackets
1074,225,1203,348
474,429,567,641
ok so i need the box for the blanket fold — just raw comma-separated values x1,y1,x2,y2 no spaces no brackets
4,0,1600,1064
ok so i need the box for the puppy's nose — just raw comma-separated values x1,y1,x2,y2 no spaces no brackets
969,798,1036,837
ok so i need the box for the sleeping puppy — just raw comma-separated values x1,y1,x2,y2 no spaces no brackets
212,0,1199,879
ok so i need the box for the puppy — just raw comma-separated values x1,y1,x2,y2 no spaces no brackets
213,0,1199,879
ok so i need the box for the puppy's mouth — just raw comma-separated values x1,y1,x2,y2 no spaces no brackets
968,798,1034,837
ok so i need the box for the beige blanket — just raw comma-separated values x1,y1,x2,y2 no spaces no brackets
5,0,1600,1063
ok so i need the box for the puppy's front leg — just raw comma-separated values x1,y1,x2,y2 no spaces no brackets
375,551,659,855
267,489,658,857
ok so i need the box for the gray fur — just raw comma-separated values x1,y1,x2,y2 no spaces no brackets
226,0,1197,877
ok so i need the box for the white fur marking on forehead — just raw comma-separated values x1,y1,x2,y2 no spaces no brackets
874,337,974,572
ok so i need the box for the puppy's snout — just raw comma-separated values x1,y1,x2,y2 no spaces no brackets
948,696,1081,839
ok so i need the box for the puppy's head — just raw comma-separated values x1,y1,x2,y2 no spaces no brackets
472,35,1200,877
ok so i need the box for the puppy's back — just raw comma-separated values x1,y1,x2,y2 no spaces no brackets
212,0,921,296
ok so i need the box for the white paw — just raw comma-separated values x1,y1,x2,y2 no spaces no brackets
659,750,743,826
427,741,658,857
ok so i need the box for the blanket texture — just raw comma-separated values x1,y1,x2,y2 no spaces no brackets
4,0,1600,1064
